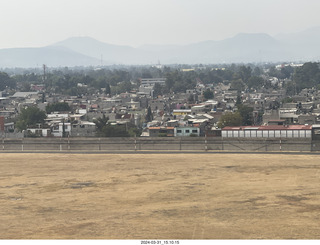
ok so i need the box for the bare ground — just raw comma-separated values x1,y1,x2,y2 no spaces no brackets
0,153,320,239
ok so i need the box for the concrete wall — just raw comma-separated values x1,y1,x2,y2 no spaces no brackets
0,137,316,152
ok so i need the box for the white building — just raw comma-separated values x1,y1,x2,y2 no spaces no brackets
51,122,71,137
222,125,312,138
140,78,166,86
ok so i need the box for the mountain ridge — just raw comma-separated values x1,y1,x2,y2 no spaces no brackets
1,27,320,68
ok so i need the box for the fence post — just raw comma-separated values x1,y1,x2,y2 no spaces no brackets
134,135,137,151
205,134,208,151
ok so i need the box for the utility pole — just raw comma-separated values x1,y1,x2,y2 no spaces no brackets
43,64,47,83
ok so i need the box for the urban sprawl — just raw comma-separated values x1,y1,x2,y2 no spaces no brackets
1,63,320,140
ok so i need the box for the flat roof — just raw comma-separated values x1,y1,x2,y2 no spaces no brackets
149,127,174,130
173,109,192,112
11,92,39,98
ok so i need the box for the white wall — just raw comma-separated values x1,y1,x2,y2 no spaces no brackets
222,130,312,138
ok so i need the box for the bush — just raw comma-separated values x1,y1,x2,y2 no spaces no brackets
158,133,167,137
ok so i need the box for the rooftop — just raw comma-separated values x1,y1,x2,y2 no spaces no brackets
149,127,174,130
11,92,39,98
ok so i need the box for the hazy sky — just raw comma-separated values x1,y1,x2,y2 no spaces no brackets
1,0,320,49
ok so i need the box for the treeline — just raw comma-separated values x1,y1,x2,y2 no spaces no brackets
1,63,320,96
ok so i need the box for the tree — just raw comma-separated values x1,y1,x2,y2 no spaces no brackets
97,122,141,137
252,67,262,76
153,83,163,98
282,97,293,103
217,112,242,128
230,79,245,92
145,106,153,122
105,83,111,95
268,66,281,78
165,72,176,92
0,72,15,90
293,62,320,93
92,77,111,94
203,89,214,100
16,107,47,131
94,115,141,137
45,102,71,114
237,104,253,126
112,81,132,94
94,114,109,136
239,66,252,84
235,93,242,106
280,66,294,79
247,76,265,91
100,124,130,137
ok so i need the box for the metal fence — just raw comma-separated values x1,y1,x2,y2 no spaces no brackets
0,137,318,152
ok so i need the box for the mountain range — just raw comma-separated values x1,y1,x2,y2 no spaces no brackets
1,26,320,68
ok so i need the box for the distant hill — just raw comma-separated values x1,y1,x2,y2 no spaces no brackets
1,27,320,68
52,37,154,65
52,34,288,64
46,28,320,64
275,26,320,61
152,33,288,64
0,46,101,68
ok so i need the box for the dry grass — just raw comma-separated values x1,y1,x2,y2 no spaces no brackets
0,153,320,239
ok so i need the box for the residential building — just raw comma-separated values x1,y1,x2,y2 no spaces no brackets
140,78,166,86
27,127,52,137
174,126,200,137
148,126,174,137
51,122,72,137
173,109,192,116
71,121,96,137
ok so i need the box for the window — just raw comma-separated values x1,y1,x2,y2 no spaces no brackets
177,130,182,133
192,130,198,133
185,130,190,133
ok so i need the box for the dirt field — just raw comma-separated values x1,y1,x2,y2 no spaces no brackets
0,153,320,239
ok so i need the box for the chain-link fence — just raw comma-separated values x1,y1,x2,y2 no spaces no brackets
0,137,318,152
